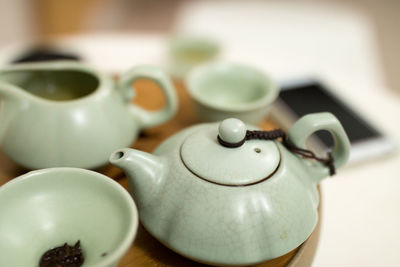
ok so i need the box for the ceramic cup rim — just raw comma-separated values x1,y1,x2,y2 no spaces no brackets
185,62,279,112
0,167,138,267
0,61,112,106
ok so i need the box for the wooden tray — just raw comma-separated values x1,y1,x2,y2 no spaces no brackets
0,80,320,267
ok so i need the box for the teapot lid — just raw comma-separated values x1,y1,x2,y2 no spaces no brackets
180,118,280,186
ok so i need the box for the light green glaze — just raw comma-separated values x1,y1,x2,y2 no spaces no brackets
218,118,247,143
186,62,278,124
180,125,280,185
0,61,178,169
288,112,351,183
0,168,138,267
168,36,219,78
109,113,350,266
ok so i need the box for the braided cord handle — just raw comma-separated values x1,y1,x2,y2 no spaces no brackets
216,114,350,179
245,129,336,175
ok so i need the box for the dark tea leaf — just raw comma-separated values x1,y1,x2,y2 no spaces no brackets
39,240,84,267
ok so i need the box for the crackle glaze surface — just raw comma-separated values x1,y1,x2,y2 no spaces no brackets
111,113,350,266
116,126,318,266
181,127,280,185
0,61,177,169
152,125,318,266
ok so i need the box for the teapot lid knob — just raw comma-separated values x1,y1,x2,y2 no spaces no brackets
181,117,281,185
218,118,247,147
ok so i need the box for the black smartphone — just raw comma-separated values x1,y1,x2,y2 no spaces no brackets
271,78,396,164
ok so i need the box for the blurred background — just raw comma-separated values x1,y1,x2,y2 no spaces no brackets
0,1,399,267
0,0,399,91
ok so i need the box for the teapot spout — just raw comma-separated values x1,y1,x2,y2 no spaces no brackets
109,148,165,206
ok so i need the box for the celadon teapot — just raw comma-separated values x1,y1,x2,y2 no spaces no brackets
0,61,177,169
109,113,350,266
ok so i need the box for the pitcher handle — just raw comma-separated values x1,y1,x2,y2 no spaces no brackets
288,112,351,181
118,66,178,129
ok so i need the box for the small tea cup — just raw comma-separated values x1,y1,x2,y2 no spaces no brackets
168,36,219,78
186,62,278,124
0,168,138,267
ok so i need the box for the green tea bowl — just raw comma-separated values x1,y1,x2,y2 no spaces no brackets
0,168,138,267
186,62,278,124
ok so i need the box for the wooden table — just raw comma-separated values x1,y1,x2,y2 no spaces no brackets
0,80,319,267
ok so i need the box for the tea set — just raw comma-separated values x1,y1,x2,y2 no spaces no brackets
0,58,351,267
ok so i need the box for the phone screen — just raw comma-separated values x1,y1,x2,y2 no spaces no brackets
279,81,382,148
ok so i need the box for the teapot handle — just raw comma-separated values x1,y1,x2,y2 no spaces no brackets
288,112,350,181
118,66,178,129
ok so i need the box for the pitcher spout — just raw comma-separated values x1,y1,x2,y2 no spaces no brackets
109,148,165,206
0,81,30,144
0,81,27,102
